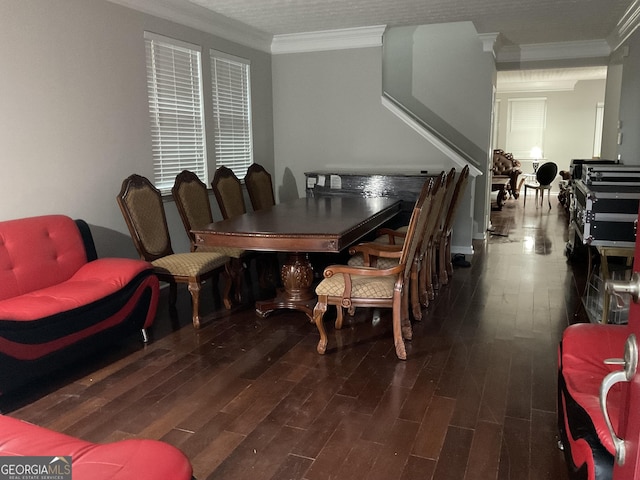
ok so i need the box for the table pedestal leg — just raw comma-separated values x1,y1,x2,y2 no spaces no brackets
255,252,316,320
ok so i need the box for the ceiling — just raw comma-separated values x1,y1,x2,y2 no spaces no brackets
112,0,637,88
147,0,633,47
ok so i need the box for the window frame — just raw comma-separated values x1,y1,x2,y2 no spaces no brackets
144,31,208,194
210,49,254,180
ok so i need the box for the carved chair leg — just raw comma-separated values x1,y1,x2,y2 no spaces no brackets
401,290,413,340
438,236,449,286
419,253,430,307
335,305,345,330
427,244,436,299
393,294,407,360
445,233,454,278
188,281,202,329
410,262,422,321
221,264,233,310
313,297,329,354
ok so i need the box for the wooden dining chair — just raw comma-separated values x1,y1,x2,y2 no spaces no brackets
312,180,433,360
362,172,448,316
117,174,230,328
244,163,275,211
211,166,247,219
171,170,247,308
435,165,470,285
211,165,278,291
346,176,436,321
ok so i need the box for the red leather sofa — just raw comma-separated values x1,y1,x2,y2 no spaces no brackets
558,323,626,480
0,215,159,394
0,414,193,479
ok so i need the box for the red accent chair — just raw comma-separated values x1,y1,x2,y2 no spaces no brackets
558,323,625,479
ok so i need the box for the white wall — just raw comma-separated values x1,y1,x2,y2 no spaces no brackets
1,0,274,257
617,33,640,165
495,79,606,184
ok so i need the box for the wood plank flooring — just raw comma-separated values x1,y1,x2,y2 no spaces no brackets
2,197,589,479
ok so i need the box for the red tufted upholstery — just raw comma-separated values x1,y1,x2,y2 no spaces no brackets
0,414,193,480
0,215,159,394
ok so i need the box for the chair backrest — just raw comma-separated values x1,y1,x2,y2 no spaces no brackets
211,166,246,219
244,163,276,211
172,170,214,249
536,162,558,186
437,168,458,232
442,165,470,235
400,178,435,280
419,171,448,258
117,174,173,261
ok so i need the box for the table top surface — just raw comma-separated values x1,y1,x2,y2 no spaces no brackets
192,196,402,253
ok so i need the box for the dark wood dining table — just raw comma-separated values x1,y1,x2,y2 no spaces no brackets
192,196,402,320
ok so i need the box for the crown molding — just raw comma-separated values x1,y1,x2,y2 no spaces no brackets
497,80,579,94
478,33,501,58
271,25,387,54
497,39,611,64
609,0,640,50
105,0,273,52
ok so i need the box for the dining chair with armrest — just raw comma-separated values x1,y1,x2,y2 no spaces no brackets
244,163,276,211
312,179,433,360
117,174,230,329
171,170,247,308
375,171,450,307
347,175,441,321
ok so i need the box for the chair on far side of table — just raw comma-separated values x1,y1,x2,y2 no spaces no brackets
117,174,230,328
245,163,276,211
172,170,247,308
212,165,278,292
211,166,247,219
524,162,558,209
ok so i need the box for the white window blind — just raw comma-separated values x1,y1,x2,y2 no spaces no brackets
506,98,547,159
211,50,253,179
144,32,207,193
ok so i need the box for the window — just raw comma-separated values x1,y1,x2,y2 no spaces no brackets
144,32,207,193
506,97,547,159
211,50,253,179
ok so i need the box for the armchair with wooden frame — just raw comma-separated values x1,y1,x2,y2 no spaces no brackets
312,177,434,360
172,169,247,308
117,174,230,329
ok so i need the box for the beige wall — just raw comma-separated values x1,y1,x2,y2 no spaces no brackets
1,0,273,256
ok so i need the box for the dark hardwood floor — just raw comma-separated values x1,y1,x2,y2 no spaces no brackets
2,196,589,480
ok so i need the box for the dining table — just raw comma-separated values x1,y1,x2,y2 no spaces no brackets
192,196,402,320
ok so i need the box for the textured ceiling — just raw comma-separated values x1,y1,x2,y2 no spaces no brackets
186,0,632,46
